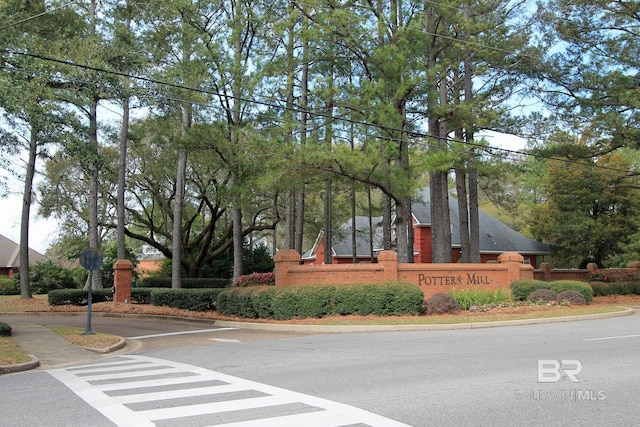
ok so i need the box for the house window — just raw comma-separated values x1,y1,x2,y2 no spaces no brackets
523,258,531,265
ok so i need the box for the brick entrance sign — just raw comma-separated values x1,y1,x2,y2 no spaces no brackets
274,250,534,300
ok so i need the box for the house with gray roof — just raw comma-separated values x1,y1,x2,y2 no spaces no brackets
302,187,550,267
0,234,47,277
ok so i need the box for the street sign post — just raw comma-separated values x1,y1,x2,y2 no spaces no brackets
79,247,103,335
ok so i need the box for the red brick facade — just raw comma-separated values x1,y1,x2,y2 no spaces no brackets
277,249,534,300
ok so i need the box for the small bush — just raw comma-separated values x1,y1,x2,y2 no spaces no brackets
557,290,587,305
511,279,593,303
150,289,224,311
0,321,11,336
425,293,461,315
233,273,275,287
0,276,19,295
450,288,511,310
510,280,550,301
549,280,593,303
590,281,639,296
527,289,558,303
48,289,113,306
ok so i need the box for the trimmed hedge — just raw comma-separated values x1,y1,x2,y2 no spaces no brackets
590,281,640,296
511,279,593,303
48,289,114,306
217,282,424,320
150,288,225,311
138,277,231,289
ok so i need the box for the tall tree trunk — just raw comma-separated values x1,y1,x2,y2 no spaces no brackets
172,102,191,288
19,124,37,299
294,15,309,255
231,0,244,280
116,96,129,260
455,162,471,263
89,96,102,288
464,1,480,263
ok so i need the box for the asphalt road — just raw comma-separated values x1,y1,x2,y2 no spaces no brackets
1,312,639,426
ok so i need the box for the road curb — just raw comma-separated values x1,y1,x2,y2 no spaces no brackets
0,354,39,375
83,336,127,354
213,306,635,333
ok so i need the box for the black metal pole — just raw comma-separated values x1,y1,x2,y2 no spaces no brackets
83,270,95,335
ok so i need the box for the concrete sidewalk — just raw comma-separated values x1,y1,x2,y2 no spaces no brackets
3,323,126,373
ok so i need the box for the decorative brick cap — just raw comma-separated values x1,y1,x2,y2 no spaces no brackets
377,250,397,262
273,249,301,263
497,252,524,263
113,259,133,270
627,261,640,270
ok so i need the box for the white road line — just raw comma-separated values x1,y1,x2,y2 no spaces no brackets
211,338,241,343
127,327,237,340
49,355,411,427
584,333,640,341
210,410,358,427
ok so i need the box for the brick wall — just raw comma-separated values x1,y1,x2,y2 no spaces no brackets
275,249,534,300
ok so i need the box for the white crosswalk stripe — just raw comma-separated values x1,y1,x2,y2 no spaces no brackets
48,355,410,427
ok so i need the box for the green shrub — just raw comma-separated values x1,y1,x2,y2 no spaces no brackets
138,277,231,289
29,261,82,294
233,273,275,287
271,285,335,320
333,282,423,316
0,276,19,295
425,293,461,315
0,321,11,336
511,280,551,301
590,281,639,296
150,289,224,311
217,282,423,320
527,289,558,303
511,279,593,303
549,280,593,303
557,290,587,305
449,288,511,310
216,288,261,318
48,289,113,306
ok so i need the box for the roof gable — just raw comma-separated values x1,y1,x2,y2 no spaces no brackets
0,234,47,268
412,187,550,254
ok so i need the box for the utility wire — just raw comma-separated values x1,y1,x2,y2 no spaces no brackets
2,48,639,182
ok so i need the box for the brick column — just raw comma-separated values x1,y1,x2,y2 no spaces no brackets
273,249,301,287
498,252,532,283
377,250,398,282
628,261,640,273
113,259,133,303
540,263,551,280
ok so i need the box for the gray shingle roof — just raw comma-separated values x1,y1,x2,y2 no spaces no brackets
303,187,550,259
0,234,47,268
412,187,550,254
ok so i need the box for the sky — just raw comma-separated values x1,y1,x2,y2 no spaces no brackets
0,130,527,254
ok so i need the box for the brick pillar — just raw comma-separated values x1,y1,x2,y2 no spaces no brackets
628,261,640,273
540,263,551,280
586,262,598,273
377,250,398,282
113,259,133,303
274,249,301,287
498,252,532,283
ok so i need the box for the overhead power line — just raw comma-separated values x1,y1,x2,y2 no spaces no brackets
1,49,638,183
